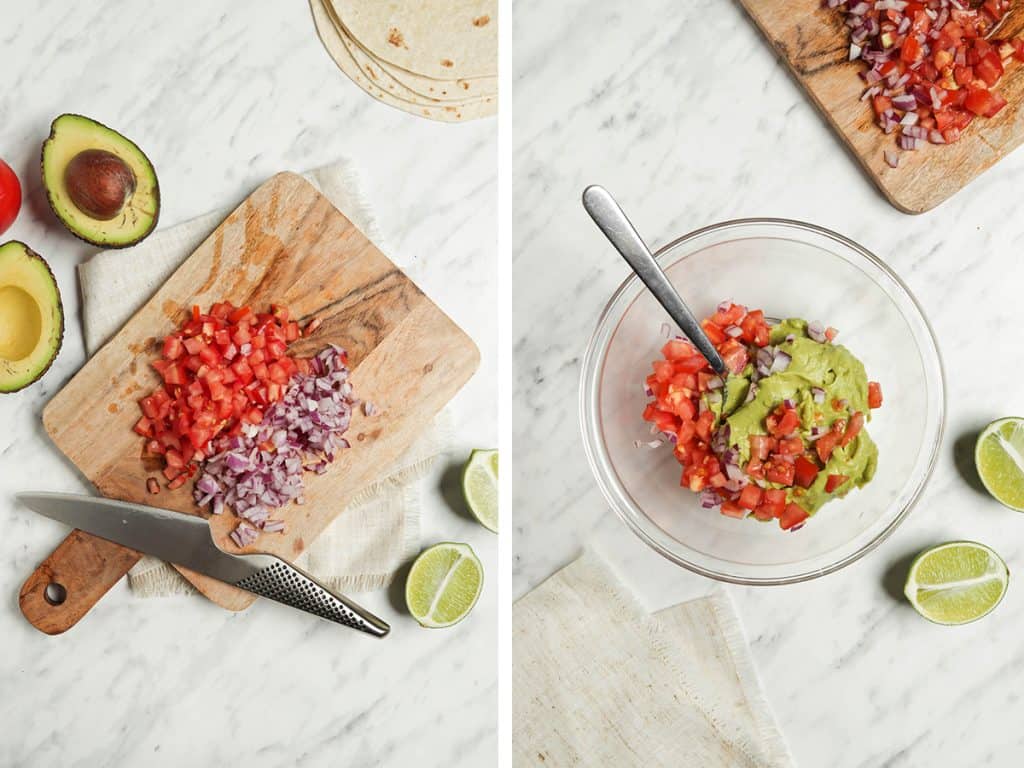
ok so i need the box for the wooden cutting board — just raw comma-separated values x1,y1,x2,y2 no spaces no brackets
740,1,1024,213
20,172,479,634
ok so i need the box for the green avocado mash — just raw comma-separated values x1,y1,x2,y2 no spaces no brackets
708,318,877,516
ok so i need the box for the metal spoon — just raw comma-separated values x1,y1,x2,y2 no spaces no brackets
581,185,727,377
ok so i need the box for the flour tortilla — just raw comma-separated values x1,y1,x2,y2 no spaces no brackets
339,20,497,102
310,0,496,122
328,0,497,80
323,1,490,105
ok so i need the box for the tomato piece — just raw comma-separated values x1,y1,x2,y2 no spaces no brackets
901,35,922,64
738,485,763,511
816,431,840,463
701,320,728,345
964,87,1006,117
695,410,715,442
765,459,795,486
710,303,746,327
134,416,153,437
777,437,804,456
826,474,850,493
662,339,696,362
749,434,774,461
767,406,801,439
720,501,747,519
841,411,865,448
975,51,1003,87
868,381,883,409
793,456,820,489
718,339,749,375
779,503,809,531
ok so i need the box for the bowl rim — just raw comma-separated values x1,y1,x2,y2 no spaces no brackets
579,216,947,585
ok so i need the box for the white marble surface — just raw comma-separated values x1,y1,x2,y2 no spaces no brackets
0,3,495,766
512,1,1024,766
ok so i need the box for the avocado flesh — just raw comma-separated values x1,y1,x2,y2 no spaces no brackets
41,114,160,248
0,241,63,393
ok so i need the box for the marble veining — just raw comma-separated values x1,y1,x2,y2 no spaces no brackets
512,0,1024,765
0,2,495,766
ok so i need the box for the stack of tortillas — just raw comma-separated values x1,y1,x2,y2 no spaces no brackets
310,0,497,122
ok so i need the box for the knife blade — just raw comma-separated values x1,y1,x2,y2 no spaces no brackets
18,492,389,637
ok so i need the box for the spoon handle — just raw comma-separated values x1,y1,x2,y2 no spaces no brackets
582,185,726,375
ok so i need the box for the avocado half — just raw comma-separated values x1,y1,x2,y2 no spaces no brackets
0,241,63,393
41,114,160,248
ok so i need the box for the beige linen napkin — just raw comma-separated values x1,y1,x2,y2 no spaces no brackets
513,551,793,767
79,159,445,596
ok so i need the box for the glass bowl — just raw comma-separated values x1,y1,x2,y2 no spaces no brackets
580,219,945,584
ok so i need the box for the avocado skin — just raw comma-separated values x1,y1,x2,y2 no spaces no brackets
41,113,160,249
0,240,64,394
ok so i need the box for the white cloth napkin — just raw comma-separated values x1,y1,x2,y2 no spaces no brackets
78,159,444,596
513,551,793,767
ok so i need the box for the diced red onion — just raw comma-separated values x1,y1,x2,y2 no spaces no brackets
700,489,721,509
770,351,792,374
725,325,744,338
660,322,671,338
706,375,724,391
807,321,827,343
884,150,899,168
812,387,826,404
196,346,355,544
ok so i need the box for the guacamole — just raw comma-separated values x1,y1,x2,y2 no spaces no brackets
715,318,877,514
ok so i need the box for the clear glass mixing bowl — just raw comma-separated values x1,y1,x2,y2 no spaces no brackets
579,219,945,584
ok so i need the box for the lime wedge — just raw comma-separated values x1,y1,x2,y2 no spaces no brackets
976,417,1024,510
904,541,1008,625
405,542,483,628
462,449,498,532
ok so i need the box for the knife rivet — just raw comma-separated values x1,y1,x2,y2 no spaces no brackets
44,583,67,606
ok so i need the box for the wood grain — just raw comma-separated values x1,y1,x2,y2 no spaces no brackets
740,0,1024,213
22,172,479,632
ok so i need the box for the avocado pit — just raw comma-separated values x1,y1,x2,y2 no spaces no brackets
64,149,136,220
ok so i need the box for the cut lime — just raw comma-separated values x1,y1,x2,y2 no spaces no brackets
462,449,498,533
904,541,1008,625
976,417,1024,510
405,542,483,628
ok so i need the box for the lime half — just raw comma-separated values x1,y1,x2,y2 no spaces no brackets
405,542,483,628
976,417,1024,510
462,449,498,532
904,541,1008,625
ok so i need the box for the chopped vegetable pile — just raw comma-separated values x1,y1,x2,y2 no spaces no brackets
133,301,365,545
828,0,1021,165
641,302,883,531
135,302,307,490
194,345,356,547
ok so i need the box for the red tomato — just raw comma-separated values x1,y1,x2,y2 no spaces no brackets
0,158,22,236
825,474,850,493
964,88,1007,117
780,504,809,531
137,301,306,488
720,501,747,519
841,411,865,448
765,459,796,486
868,381,883,409
816,431,840,464
738,485,763,511
793,456,820,489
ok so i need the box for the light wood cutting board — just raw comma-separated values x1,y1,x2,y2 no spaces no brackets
740,0,1024,213
20,172,479,634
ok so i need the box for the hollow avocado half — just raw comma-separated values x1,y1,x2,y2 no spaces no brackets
0,241,63,393
41,114,160,248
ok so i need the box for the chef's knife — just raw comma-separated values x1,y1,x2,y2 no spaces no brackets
17,492,390,638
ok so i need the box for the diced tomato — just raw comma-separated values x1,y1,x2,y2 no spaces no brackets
767,406,801,439
719,339,749,374
964,87,1006,117
720,501,747,519
738,485,763,511
872,94,892,117
826,474,850,493
793,456,820,489
662,339,696,362
749,434,774,461
695,410,715,442
841,411,865,448
134,416,153,437
765,459,795,486
710,303,746,327
868,381,883,409
701,320,727,345
901,35,922,64
780,503,809,531
777,437,804,456
975,51,1004,87
162,336,183,360
816,431,840,463
759,489,787,519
